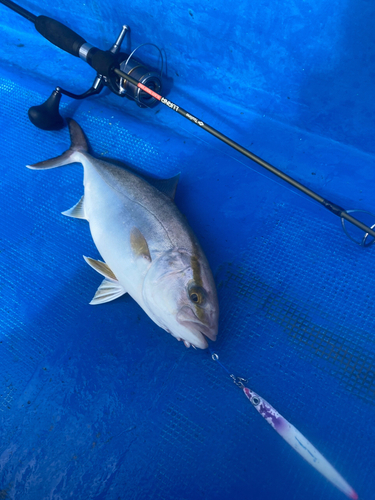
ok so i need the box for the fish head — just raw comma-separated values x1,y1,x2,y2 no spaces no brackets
142,248,219,349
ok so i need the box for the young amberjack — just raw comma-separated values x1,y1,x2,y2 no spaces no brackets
27,119,219,349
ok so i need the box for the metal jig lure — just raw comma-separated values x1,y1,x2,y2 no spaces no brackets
210,351,358,499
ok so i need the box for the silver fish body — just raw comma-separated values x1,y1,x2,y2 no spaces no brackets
27,119,219,349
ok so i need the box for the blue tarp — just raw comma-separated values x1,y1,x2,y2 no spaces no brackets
0,1,374,499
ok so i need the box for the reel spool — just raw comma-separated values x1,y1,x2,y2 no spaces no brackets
117,43,163,108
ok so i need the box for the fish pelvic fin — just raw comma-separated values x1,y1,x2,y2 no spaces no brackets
62,195,87,220
89,278,127,305
26,118,88,170
84,256,127,305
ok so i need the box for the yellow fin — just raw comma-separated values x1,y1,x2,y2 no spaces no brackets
130,228,151,261
83,256,118,281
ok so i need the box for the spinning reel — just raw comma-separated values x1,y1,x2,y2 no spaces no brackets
28,24,163,130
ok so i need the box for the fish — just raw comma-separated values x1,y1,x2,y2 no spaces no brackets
26,119,219,349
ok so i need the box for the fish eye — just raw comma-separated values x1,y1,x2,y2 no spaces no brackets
188,285,205,305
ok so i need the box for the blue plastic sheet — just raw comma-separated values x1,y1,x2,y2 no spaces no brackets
0,1,374,499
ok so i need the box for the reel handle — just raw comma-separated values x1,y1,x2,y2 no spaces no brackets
28,89,64,130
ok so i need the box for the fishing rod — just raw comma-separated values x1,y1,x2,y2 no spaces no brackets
1,0,375,245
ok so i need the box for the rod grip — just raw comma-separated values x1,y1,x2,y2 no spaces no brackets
34,15,86,57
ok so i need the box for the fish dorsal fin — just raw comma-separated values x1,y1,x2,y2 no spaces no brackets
146,174,180,201
62,195,87,220
83,256,118,281
89,278,126,305
130,228,151,261
106,158,180,201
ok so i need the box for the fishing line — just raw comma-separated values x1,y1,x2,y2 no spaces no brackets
81,81,362,499
51,62,369,241
93,73,321,211
107,75,375,248
0,2,365,495
159,106,324,208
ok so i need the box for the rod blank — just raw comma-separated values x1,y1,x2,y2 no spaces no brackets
115,67,375,240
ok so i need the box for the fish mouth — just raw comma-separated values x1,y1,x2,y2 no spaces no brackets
198,323,217,342
177,307,218,343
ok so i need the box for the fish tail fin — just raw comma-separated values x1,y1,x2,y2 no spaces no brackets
26,118,89,170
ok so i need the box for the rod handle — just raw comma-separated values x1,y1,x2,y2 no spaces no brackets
34,15,86,57
34,15,119,77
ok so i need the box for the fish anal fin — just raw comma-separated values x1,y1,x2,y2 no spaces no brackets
62,195,87,220
83,256,118,281
90,278,126,305
130,228,151,262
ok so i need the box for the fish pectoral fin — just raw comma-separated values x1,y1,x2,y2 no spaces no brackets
130,228,152,262
83,256,118,281
89,279,127,305
62,195,87,220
